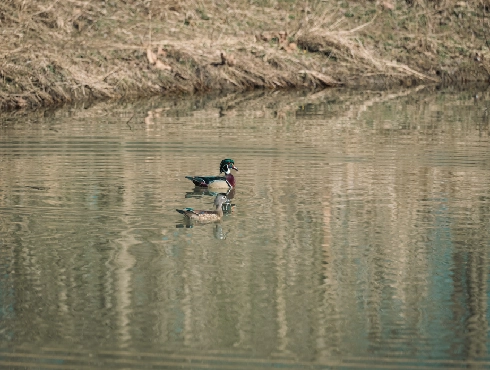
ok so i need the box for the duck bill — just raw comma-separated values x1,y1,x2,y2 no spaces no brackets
231,165,238,171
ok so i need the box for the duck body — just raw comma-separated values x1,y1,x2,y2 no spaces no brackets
177,194,227,222
185,173,235,189
185,159,238,189
176,208,223,221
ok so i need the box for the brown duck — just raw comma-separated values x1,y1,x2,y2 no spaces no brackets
176,194,228,222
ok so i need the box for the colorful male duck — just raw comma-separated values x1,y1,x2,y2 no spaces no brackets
185,159,238,189
176,194,228,222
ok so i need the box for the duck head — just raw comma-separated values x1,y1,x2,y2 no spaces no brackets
214,193,228,208
220,159,238,174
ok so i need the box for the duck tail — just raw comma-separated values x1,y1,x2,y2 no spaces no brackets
185,176,206,187
185,176,198,185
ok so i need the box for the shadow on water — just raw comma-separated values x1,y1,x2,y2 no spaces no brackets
1,86,490,368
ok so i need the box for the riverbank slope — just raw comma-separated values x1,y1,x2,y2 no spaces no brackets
1,0,489,110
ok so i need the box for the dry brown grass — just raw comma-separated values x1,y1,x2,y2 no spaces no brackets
0,0,489,110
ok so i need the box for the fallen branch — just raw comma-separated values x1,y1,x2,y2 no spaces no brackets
298,70,342,86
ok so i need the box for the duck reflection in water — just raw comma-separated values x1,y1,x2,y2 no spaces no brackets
175,222,230,240
213,224,227,240
185,187,236,214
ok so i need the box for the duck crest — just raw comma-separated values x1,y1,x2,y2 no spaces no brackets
219,159,236,174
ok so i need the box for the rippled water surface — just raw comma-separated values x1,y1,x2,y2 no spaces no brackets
1,88,490,369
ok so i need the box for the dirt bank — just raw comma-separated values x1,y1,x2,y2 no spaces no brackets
1,0,489,110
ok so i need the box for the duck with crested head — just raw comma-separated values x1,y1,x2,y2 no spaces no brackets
176,194,228,222
185,159,238,189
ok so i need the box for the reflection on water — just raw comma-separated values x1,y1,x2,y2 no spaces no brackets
1,87,490,368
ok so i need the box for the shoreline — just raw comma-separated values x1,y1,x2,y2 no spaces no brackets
1,0,489,111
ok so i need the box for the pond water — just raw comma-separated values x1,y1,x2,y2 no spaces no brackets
1,87,490,369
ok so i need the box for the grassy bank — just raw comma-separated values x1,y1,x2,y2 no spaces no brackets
1,0,489,110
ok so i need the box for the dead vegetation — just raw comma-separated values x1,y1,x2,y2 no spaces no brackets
0,0,489,110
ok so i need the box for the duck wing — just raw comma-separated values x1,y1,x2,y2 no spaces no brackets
176,208,218,216
185,175,227,187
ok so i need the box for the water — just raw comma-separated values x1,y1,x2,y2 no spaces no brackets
1,87,490,369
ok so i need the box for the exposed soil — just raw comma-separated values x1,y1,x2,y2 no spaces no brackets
1,0,490,111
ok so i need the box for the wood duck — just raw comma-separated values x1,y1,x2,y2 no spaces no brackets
176,194,228,222
185,159,238,189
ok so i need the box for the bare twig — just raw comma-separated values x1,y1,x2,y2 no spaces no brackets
148,0,152,47
126,113,135,130
101,68,121,82
482,0,490,47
